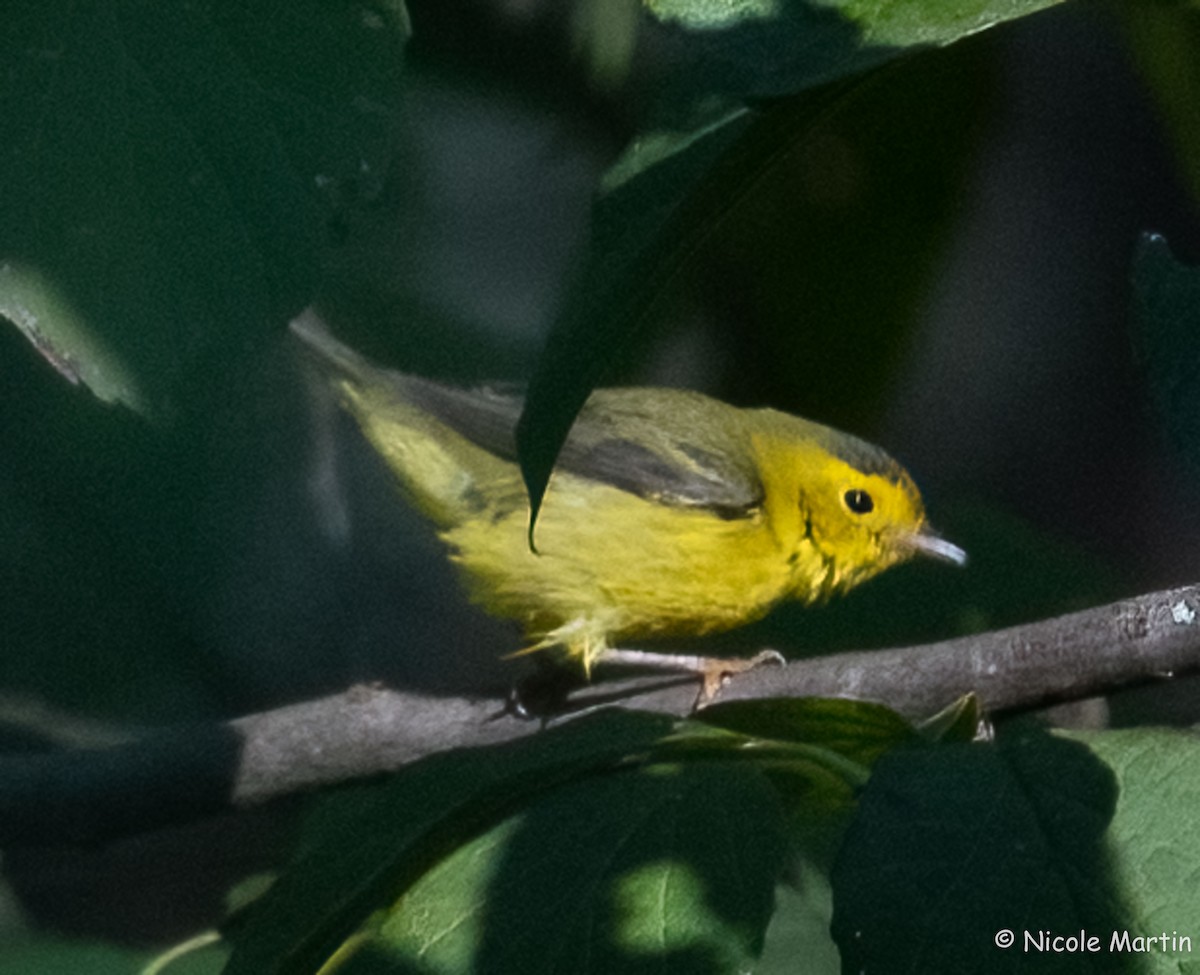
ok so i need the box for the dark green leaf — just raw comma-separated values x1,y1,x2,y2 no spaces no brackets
516,90,848,526
654,700,912,870
831,727,1132,973
0,0,407,416
517,33,992,527
516,0,1071,518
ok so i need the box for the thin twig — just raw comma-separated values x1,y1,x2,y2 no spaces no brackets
4,584,1200,847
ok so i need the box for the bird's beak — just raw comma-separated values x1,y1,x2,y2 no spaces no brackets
901,528,968,567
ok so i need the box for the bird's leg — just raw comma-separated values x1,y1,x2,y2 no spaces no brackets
593,647,786,706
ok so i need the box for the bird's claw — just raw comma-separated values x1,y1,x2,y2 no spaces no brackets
697,648,786,707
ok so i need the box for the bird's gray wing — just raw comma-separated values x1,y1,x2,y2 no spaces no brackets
401,379,763,519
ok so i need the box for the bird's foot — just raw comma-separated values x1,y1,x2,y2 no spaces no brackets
595,647,786,708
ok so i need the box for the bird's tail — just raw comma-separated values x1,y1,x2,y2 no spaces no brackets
289,309,518,532
289,308,376,383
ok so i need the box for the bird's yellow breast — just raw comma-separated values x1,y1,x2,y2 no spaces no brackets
442,465,831,650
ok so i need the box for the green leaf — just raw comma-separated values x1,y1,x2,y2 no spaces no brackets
756,874,841,975
515,90,843,525
916,692,986,743
222,710,677,975
677,698,927,891
338,762,788,975
0,936,226,975
1133,235,1200,472
0,0,407,417
694,696,919,766
1063,727,1200,973
644,0,1065,98
685,701,924,974
830,727,1131,973
517,32,992,526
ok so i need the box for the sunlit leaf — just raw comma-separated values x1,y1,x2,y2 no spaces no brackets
1065,725,1200,967
644,0,1064,97
223,710,676,975
349,762,787,975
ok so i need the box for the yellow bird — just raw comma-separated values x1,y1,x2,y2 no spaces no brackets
292,311,966,692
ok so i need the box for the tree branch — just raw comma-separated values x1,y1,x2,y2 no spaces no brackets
5,584,1200,847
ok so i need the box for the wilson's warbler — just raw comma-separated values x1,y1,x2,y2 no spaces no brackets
292,311,965,691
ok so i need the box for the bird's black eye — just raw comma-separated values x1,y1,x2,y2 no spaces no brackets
844,488,874,514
